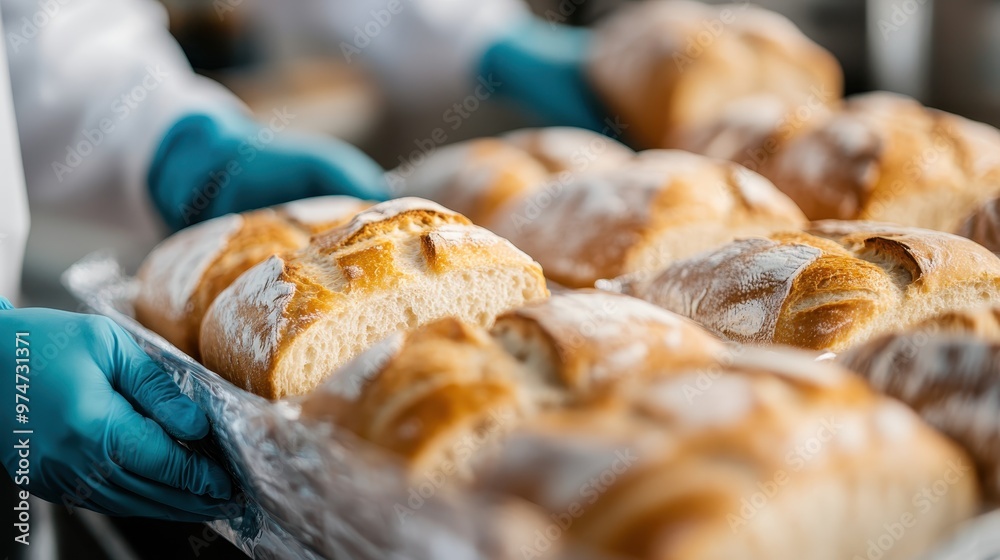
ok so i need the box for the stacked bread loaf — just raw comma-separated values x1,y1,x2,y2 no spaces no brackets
135,196,372,357
622,221,1000,352
301,291,978,560
587,0,843,152
397,127,807,288
136,197,549,398
754,93,1000,234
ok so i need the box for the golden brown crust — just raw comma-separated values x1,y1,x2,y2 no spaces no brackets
761,92,1000,232
135,197,370,358
327,318,530,479
492,150,806,288
298,291,977,557
588,0,843,151
396,128,634,227
478,349,978,560
491,290,724,396
632,221,1000,352
200,198,550,399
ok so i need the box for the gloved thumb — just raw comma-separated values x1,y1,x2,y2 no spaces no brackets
0,296,14,310
111,332,211,441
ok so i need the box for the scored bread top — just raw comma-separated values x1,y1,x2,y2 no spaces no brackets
477,347,976,559
632,221,1000,352
200,197,549,399
491,149,807,288
492,290,724,397
588,0,842,150
300,291,727,478
134,196,370,357
761,92,1000,232
395,128,634,226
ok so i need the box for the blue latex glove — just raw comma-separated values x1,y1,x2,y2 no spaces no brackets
149,111,390,231
479,18,608,131
0,297,236,521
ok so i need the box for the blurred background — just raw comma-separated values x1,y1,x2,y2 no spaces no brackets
26,0,1000,311
11,0,1000,558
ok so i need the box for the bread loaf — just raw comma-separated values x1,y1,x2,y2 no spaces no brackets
491,150,807,288
199,198,549,399
134,196,371,357
301,291,723,475
490,289,726,397
626,221,1000,352
396,127,634,226
477,349,977,560
588,0,842,151
302,291,977,559
841,306,1000,499
759,92,1000,232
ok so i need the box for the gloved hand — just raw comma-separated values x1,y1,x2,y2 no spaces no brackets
479,18,608,131
148,111,390,231
0,297,236,521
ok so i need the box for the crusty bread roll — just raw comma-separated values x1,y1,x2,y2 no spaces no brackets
759,92,1000,232
478,349,977,560
841,306,1000,499
199,198,549,399
490,289,725,398
134,196,371,357
301,291,722,474
588,0,842,151
625,221,1000,352
396,127,634,226
491,150,807,288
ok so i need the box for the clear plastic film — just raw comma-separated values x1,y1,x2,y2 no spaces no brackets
63,253,580,560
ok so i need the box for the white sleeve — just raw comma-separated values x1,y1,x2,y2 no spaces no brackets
248,0,531,108
3,0,245,235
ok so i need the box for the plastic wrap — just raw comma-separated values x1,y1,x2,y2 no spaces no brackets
62,253,558,560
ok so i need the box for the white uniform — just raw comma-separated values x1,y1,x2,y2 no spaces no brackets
0,6,28,303
0,0,527,300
